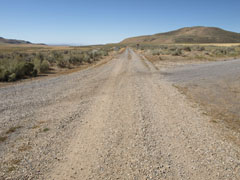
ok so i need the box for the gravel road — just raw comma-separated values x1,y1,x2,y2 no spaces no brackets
1,49,240,179
161,59,240,83
162,59,240,132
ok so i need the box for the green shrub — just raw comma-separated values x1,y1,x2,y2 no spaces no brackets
40,60,49,73
0,68,10,81
37,53,44,61
23,62,34,76
169,47,177,51
0,61,36,81
225,47,238,56
183,46,191,52
83,54,91,63
32,69,38,77
33,58,41,72
213,48,226,56
46,55,55,64
0,46,114,81
9,61,26,79
99,50,108,56
69,54,84,64
52,51,63,60
152,50,160,56
89,51,98,59
195,46,205,51
57,58,70,68
8,73,16,82
172,49,182,56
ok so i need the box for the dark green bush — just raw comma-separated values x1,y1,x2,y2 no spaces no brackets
0,68,10,81
32,69,38,77
23,62,34,76
0,60,36,81
8,73,16,82
12,61,26,78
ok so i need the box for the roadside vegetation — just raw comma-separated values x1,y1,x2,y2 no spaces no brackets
133,44,240,62
0,45,124,82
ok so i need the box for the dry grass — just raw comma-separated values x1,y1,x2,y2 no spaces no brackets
171,43,240,47
18,144,32,152
0,136,7,142
6,126,22,134
6,159,21,172
31,125,40,129
7,166,16,172
42,128,50,132
0,44,93,53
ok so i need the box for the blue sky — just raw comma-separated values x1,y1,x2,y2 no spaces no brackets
1,0,240,45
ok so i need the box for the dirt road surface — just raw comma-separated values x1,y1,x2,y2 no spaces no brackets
162,59,240,133
1,49,240,179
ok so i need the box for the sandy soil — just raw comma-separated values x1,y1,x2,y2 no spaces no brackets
1,49,240,179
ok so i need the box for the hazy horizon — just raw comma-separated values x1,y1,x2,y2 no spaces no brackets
1,0,240,45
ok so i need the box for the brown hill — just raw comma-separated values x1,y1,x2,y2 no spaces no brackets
0,37,32,45
121,26,240,44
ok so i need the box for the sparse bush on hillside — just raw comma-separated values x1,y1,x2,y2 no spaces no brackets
134,44,240,62
152,49,160,56
183,46,191,52
100,50,108,56
195,46,205,51
169,47,178,51
172,49,182,56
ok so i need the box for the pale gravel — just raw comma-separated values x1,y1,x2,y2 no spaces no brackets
0,49,240,179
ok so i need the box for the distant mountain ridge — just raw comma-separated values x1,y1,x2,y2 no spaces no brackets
0,37,32,45
121,26,240,44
